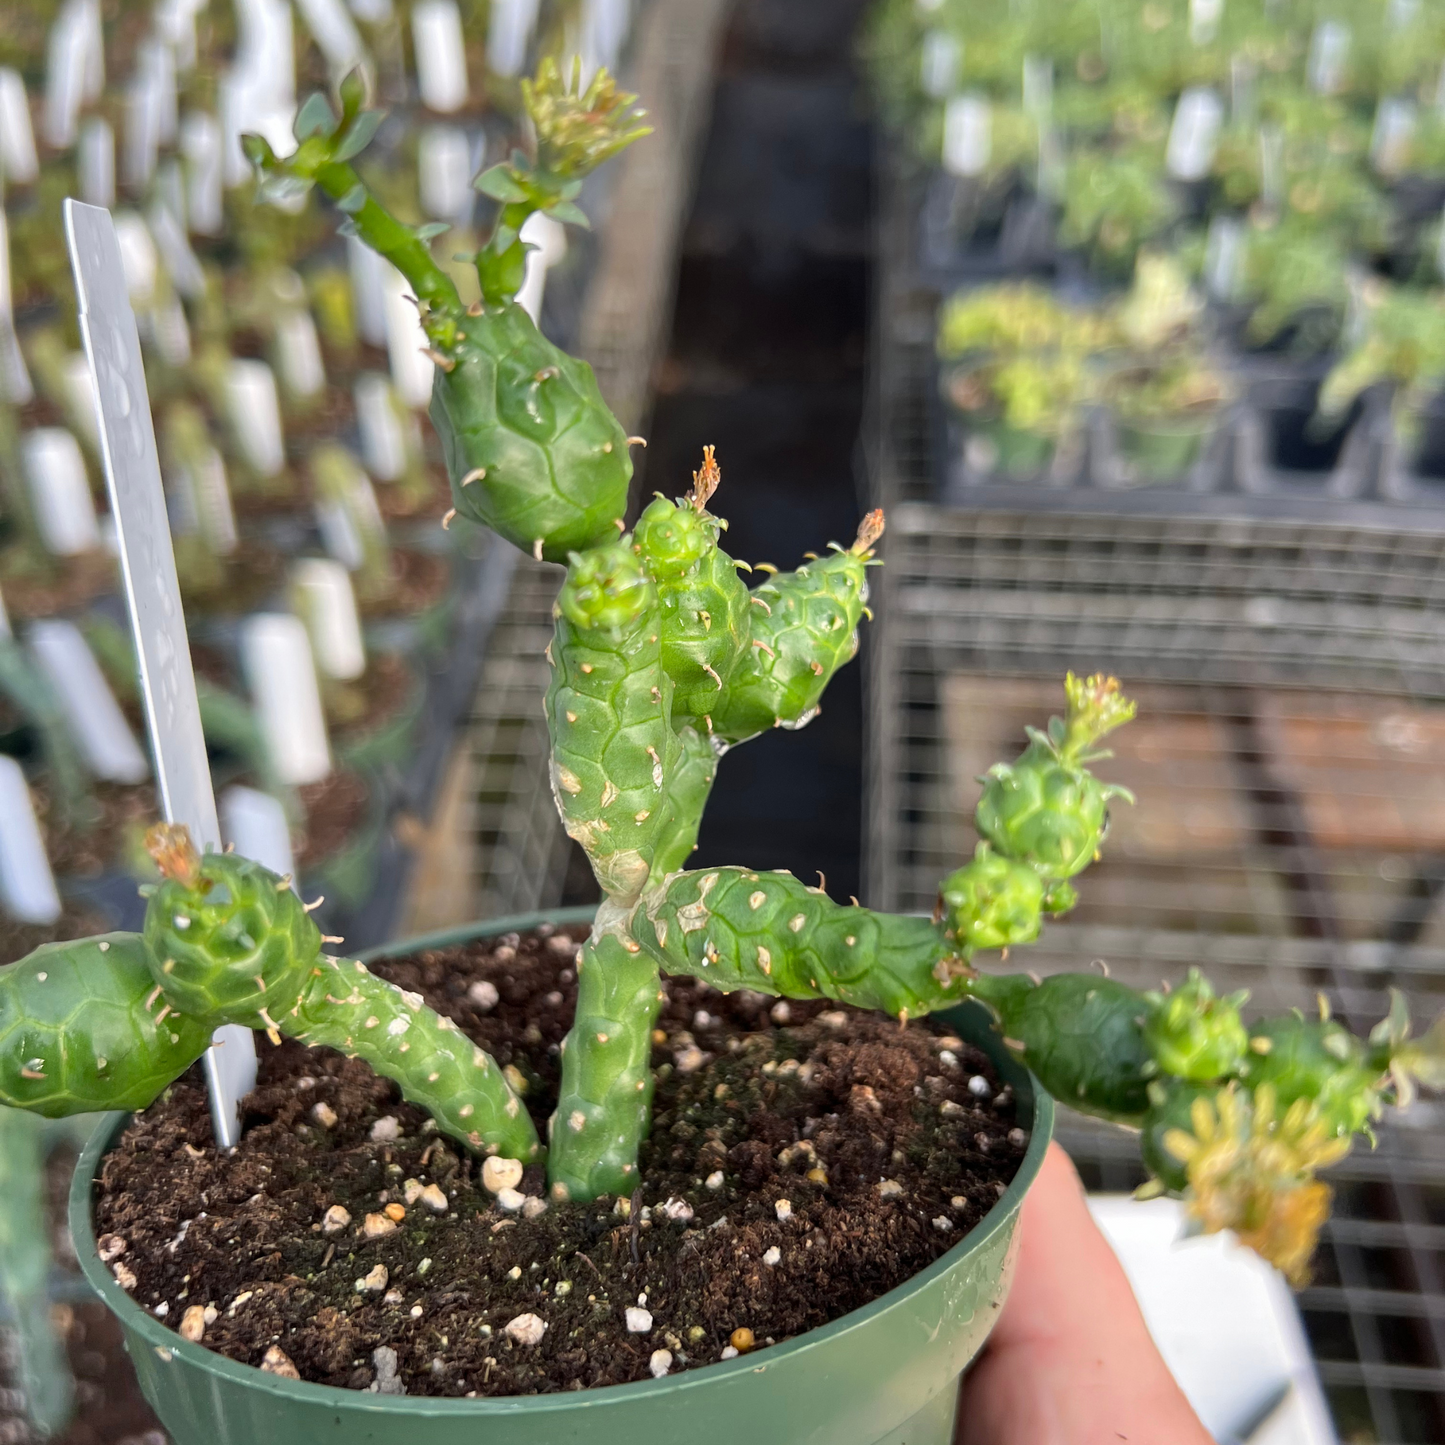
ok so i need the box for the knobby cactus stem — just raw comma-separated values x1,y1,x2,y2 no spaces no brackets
0,56,1438,1289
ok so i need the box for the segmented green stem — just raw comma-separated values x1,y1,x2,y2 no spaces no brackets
546,917,663,1200
633,866,968,1018
545,544,679,905
294,955,540,1161
0,934,211,1116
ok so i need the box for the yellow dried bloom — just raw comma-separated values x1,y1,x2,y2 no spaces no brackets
1165,1084,1351,1285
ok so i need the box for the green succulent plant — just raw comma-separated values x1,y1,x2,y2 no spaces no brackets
0,60,1440,1291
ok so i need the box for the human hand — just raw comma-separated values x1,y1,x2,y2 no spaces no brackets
957,1142,1214,1445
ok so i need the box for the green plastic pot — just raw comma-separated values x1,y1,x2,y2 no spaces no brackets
70,910,1055,1445
1113,411,1220,482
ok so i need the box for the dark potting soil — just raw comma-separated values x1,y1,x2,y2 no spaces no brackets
356,546,451,621
329,651,416,738
0,550,118,621
94,923,1026,1398
295,771,370,868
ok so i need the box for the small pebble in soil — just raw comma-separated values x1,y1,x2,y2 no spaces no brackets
940,1100,965,1118
625,1306,653,1334
731,1327,755,1354
661,1197,694,1223
496,1187,525,1212
373,1345,404,1395
721,1346,739,1359
763,1247,781,1267
705,1170,724,1190
420,1183,449,1213
363,1212,397,1239
154,1302,169,1318
649,1349,673,1379
98,1234,126,1262
938,1050,958,1067
933,1217,953,1232
467,980,500,1011
770,1002,791,1024
370,1116,401,1142
1008,1128,1027,1147
261,1346,299,1379
819,1011,848,1029
384,1289,404,1305
482,1157,524,1194
356,1264,389,1293
312,1101,339,1128
674,1045,705,1073
521,1196,547,1219
403,1179,424,1205
179,1306,205,1342
505,1313,546,1346
877,1179,903,1198
112,1261,137,1291
322,1204,351,1233
384,1202,406,1223
775,1199,792,1221
967,1076,991,1098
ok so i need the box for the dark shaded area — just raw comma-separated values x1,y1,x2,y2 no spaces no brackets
641,0,875,900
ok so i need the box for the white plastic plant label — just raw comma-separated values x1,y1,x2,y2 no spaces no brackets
488,0,540,78
579,0,631,79
0,210,32,408
419,123,475,220
314,450,387,571
234,0,297,109
516,212,567,324
78,117,115,207
143,40,179,145
220,785,296,880
0,756,62,925
1022,55,1052,122
1166,87,1223,181
226,358,286,476
44,0,91,148
942,94,991,177
29,619,150,785
0,69,39,185
1370,98,1416,177
147,203,206,299
154,0,204,70
349,0,394,21
170,435,238,554
63,351,98,448
383,265,435,406
241,613,332,786
1189,0,1223,46
148,294,193,367
1307,21,1350,95
112,210,159,303
292,557,366,680
348,234,389,348
22,428,100,556
411,0,469,113
124,63,164,191
1204,216,1243,299
294,0,368,78
275,307,327,399
919,30,961,99
180,112,224,234
354,371,408,480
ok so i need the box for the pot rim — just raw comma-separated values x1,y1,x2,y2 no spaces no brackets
70,907,1054,1417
